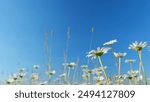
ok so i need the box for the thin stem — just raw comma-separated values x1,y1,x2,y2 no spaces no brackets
138,51,147,85
118,57,121,85
133,77,136,85
129,63,133,71
68,67,71,84
98,56,109,84
111,46,118,68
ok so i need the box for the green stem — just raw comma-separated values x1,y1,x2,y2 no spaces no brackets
118,57,122,85
138,51,147,85
133,77,136,85
98,56,109,84
68,67,71,84
111,46,118,69
129,63,133,71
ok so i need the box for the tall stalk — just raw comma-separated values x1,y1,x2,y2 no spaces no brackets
67,67,71,84
138,51,147,85
98,56,109,84
118,57,121,85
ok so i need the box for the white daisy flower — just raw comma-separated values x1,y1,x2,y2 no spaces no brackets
6,78,14,84
33,65,40,69
19,72,26,78
67,62,76,68
46,70,56,76
12,73,19,80
103,39,117,46
81,65,88,69
114,52,127,58
129,41,148,51
31,73,39,80
125,59,136,63
60,73,66,77
87,47,111,59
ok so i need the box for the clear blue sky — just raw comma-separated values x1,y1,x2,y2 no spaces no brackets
0,0,150,80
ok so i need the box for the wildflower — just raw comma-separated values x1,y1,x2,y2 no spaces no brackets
87,47,111,59
31,73,39,80
137,75,143,81
125,59,136,71
114,52,126,85
12,73,19,80
67,62,76,68
19,72,26,78
6,78,14,84
60,73,66,77
81,65,88,69
99,76,105,81
94,66,107,74
33,65,40,69
66,62,76,84
46,70,56,77
96,76,105,85
125,59,136,63
103,39,117,46
114,52,127,58
129,41,148,84
87,47,110,84
128,41,148,51
19,68,26,72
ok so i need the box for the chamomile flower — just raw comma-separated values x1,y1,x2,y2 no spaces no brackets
125,59,136,63
87,47,111,59
33,65,40,69
81,65,88,69
6,78,14,84
114,52,127,58
128,41,148,51
12,73,19,80
60,73,66,77
45,70,56,77
31,73,39,80
19,72,26,78
103,39,117,46
67,62,76,68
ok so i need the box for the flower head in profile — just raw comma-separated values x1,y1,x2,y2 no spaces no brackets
103,39,117,46
31,73,39,80
33,65,40,69
60,73,66,77
12,73,19,80
87,47,111,59
81,65,88,69
45,70,56,76
125,59,136,63
6,78,14,84
67,62,76,68
128,41,148,51
19,72,26,78
19,68,26,72
114,52,127,58
94,66,107,74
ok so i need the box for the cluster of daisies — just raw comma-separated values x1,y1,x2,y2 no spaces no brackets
4,40,149,85
85,40,148,85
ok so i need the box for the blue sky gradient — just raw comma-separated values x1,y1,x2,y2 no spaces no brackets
0,0,150,80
